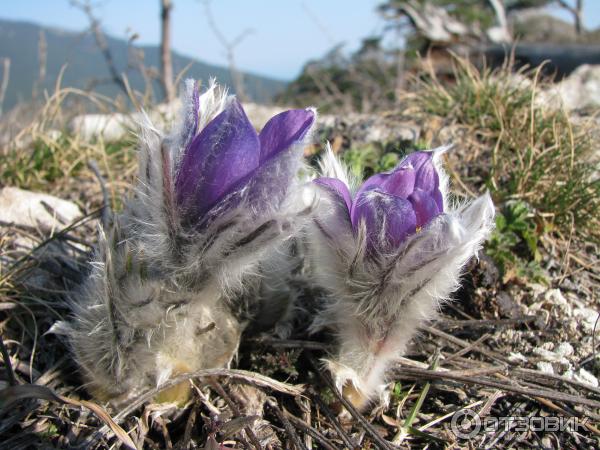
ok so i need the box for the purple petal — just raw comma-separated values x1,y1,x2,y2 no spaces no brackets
175,99,259,219
414,158,439,193
402,151,443,210
408,188,442,228
358,173,387,193
259,109,315,162
350,174,386,226
433,189,444,212
213,126,307,220
356,164,415,200
382,166,416,198
350,166,415,227
353,189,417,250
198,109,313,225
401,151,432,171
314,177,352,212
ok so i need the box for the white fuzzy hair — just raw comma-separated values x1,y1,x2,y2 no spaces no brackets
307,148,495,409
67,81,317,402
317,143,361,194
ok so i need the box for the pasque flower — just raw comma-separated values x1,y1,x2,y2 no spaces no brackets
68,80,317,403
315,151,444,251
308,146,495,410
175,89,315,227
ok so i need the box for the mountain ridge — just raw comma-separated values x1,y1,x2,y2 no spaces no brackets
0,18,287,111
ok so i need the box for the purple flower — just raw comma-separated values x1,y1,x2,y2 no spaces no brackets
174,98,315,227
309,147,495,409
315,151,443,251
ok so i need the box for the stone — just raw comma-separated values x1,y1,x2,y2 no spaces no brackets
0,187,87,292
536,361,555,374
574,368,599,388
540,64,600,111
242,102,286,129
317,112,421,148
573,307,600,333
0,186,82,232
68,112,137,142
68,101,288,143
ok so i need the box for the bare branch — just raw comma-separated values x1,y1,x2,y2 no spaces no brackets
126,31,156,104
393,0,470,43
301,1,337,46
556,0,584,35
201,0,253,102
0,58,10,116
70,0,128,95
32,30,47,100
160,0,176,102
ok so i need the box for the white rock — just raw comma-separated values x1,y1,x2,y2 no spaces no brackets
536,361,555,374
68,99,181,143
540,64,600,110
0,188,87,291
545,289,569,307
533,347,558,360
317,112,420,145
573,308,600,333
0,186,86,255
242,102,286,130
508,352,528,363
529,288,573,318
68,101,287,142
533,343,573,365
69,112,138,142
0,187,82,232
539,342,555,351
529,283,547,297
564,368,600,388
574,368,599,388
555,342,574,358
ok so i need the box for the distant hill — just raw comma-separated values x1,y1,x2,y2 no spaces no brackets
0,19,287,111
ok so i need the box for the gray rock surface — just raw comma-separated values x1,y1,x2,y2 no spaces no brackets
318,112,421,148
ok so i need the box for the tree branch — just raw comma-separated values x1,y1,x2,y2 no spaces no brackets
70,0,128,95
556,0,584,35
0,58,10,116
160,0,175,102
201,0,253,102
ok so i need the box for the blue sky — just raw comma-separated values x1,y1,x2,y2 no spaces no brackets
1,1,599,81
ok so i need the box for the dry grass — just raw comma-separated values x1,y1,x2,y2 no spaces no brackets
406,55,600,244
1,78,139,210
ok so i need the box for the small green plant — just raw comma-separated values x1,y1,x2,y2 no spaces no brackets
391,381,404,403
342,139,430,181
1,131,137,212
486,201,547,283
248,349,301,380
2,136,75,189
40,422,60,438
319,386,336,405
